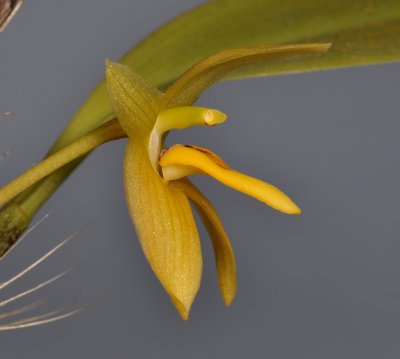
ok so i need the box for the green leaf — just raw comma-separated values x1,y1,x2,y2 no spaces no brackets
55,0,400,149
126,0,400,84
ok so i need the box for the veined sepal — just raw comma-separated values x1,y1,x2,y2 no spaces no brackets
124,140,202,320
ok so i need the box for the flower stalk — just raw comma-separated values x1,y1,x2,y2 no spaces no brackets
0,120,125,257
0,119,126,207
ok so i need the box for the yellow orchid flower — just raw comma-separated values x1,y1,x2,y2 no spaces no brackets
105,44,328,319
0,43,330,320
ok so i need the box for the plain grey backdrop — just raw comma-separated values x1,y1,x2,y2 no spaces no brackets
1,1,400,358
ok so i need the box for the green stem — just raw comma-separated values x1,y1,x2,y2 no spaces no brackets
0,120,126,257
0,120,125,206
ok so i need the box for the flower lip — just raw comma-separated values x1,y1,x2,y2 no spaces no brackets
160,144,301,215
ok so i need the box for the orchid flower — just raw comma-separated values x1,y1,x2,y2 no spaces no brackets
0,43,330,319
105,44,328,319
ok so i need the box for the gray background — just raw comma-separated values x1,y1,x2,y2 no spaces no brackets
1,1,400,358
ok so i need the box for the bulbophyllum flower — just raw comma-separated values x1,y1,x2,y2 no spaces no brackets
106,43,329,319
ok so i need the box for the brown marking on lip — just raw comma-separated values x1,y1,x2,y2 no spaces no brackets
159,148,168,158
160,145,231,170
184,144,231,169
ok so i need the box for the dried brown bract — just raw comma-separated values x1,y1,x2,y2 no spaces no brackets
0,0,23,32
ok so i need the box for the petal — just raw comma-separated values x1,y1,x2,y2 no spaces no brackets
163,44,331,107
160,145,301,215
124,140,202,320
170,179,237,306
105,60,164,138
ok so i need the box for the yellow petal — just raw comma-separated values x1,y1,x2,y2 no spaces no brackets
124,140,202,320
163,44,331,107
160,145,301,215
105,60,164,137
170,178,237,306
